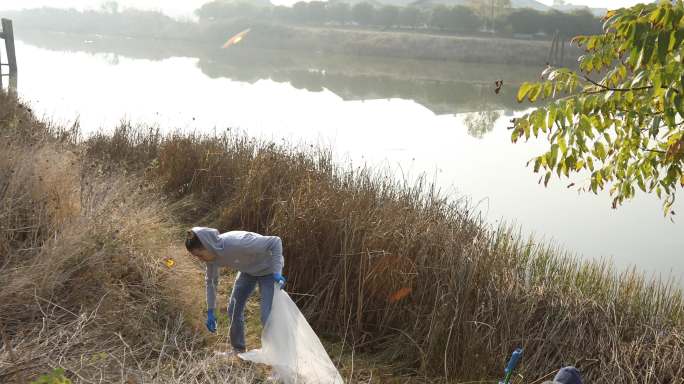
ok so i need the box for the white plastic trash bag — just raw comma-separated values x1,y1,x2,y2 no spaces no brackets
239,287,345,384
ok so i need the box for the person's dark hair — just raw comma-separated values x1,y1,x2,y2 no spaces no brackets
185,230,204,252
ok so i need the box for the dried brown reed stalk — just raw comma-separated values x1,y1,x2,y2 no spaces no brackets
5,90,684,383
84,124,684,383
0,92,257,383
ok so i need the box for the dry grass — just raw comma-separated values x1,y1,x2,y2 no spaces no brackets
82,119,684,383
0,93,258,383
3,91,684,383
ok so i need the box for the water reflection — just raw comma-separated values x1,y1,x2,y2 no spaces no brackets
11,30,683,283
15,29,540,125
463,109,501,139
100,52,120,66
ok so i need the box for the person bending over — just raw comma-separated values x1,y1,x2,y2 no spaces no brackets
185,227,286,354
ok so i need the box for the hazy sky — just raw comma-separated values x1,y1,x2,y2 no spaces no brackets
0,1,307,18
0,0,652,18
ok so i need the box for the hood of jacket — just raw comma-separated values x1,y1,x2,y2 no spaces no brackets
191,227,224,255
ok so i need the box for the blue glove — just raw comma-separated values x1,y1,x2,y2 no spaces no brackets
273,273,286,290
206,309,217,333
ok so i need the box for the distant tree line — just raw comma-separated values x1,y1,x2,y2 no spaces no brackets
4,6,186,39
196,1,602,37
4,1,602,44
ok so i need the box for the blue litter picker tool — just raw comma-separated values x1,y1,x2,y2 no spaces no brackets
499,348,523,384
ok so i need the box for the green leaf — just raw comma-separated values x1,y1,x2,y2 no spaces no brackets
547,105,558,129
625,90,635,104
564,102,574,124
529,84,542,103
603,12,620,31
638,175,647,192
587,36,598,50
632,22,647,47
517,82,533,103
675,94,684,118
657,30,670,64
579,115,591,132
638,33,656,68
650,5,666,25
596,171,604,187
594,141,606,161
671,8,684,29
540,82,549,99
674,28,684,50
650,116,662,138
550,144,559,166
511,127,521,143
618,64,627,80
664,105,677,127
559,135,567,155
508,4,684,215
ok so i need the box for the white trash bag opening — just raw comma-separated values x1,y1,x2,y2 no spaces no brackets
239,286,345,384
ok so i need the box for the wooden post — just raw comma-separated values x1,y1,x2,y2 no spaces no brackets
1,18,17,92
0,38,3,90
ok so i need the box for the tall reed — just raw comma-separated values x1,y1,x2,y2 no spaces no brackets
5,90,683,383
0,93,256,383
82,120,684,383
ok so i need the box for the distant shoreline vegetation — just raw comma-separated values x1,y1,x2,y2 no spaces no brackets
0,1,600,65
195,0,603,38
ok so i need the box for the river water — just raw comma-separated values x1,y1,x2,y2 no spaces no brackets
6,30,683,284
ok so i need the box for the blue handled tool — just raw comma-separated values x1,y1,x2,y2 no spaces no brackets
500,348,523,384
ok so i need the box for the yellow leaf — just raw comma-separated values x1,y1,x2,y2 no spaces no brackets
165,258,176,268
680,174,684,187
517,82,532,103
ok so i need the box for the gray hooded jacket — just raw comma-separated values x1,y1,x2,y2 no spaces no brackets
192,227,284,310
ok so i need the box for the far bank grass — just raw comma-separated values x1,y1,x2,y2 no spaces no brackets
79,115,684,383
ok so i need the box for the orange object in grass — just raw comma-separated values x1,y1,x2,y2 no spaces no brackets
164,258,175,268
388,287,412,303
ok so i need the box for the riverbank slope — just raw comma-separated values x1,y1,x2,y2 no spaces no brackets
1,91,682,383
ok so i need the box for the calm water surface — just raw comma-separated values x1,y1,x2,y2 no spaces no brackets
7,31,683,284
